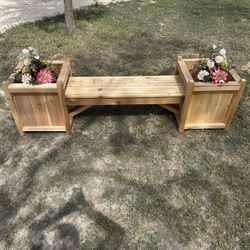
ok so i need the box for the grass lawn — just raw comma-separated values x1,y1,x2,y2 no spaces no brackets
0,0,249,249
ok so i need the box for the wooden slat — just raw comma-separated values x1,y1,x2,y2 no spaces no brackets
193,81,240,92
23,126,66,132
69,105,92,118
8,83,58,93
56,59,72,135
184,123,226,129
224,79,246,130
67,97,183,106
178,79,195,133
176,56,194,85
185,92,233,126
13,94,37,126
44,94,65,126
229,69,241,82
182,58,201,71
2,81,24,135
66,75,185,99
160,104,180,115
57,59,71,90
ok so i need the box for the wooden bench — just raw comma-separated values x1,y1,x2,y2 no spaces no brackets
3,57,246,135
64,75,185,133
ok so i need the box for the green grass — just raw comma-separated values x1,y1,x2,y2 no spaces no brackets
0,0,249,249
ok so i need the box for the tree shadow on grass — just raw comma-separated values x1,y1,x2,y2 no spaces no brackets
0,136,70,246
55,165,237,247
28,187,125,250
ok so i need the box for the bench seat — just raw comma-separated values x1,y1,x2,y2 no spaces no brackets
65,75,185,105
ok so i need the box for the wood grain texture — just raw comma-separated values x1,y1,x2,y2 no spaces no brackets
185,92,233,125
224,79,246,130
12,93,65,127
177,57,246,131
67,97,183,106
8,84,58,93
160,104,180,115
178,80,195,133
176,56,194,85
2,81,24,136
66,75,185,99
3,61,69,134
56,59,72,135
69,105,92,118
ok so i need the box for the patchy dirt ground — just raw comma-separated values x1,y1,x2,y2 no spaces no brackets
0,0,250,249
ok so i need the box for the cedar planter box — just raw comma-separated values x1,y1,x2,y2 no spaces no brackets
2,60,72,135
176,56,246,132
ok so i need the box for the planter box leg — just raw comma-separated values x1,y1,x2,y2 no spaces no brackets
2,81,24,136
224,79,246,131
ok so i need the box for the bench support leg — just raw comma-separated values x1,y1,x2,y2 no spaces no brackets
69,105,93,119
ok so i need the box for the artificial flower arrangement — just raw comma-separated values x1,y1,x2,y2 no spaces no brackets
196,45,235,84
13,47,57,85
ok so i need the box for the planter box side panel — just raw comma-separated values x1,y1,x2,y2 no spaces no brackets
185,92,233,128
13,93,65,127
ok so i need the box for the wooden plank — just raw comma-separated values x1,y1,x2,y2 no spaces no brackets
23,126,66,132
224,79,246,130
184,123,226,129
67,97,183,106
178,79,195,133
29,94,51,126
69,105,92,118
160,104,180,115
8,83,58,93
66,76,185,99
57,59,72,135
68,75,183,83
182,58,201,71
176,56,194,85
13,94,38,126
194,85,240,92
57,59,71,90
44,94,65,126
185,92,233,126
48,60,65,65
229,69,241,82
2,81,24,135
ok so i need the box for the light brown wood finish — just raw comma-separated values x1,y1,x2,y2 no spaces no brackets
8,84,58,93
176,56,194,85
224,79,246,130
69,105,92,118
3,60,71,135
56,59,72,135
2,81,24,136
160,104,180,115
178,80,195,133
23,126,66,132
177,57,246,131
66,76,185,99
184,123,226,129
3,57,246,135
67,97,183,106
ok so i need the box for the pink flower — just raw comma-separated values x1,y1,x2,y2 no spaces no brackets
211,68,228,84
35,68,56,85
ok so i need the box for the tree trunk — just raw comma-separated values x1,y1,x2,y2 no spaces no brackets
64,0,76,34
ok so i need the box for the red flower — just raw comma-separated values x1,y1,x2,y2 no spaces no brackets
35,68,56,85
211,68,228,84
